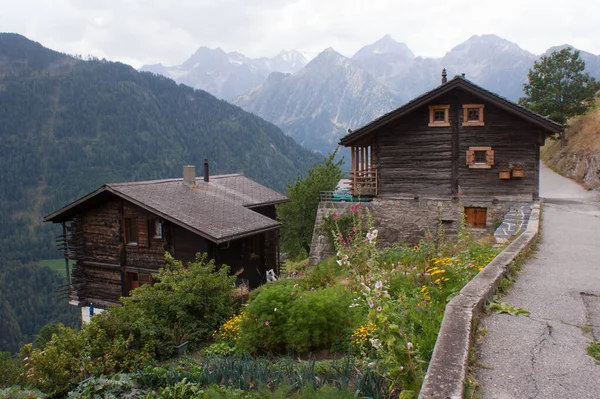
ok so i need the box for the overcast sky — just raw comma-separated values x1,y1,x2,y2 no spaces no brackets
1,0,599,68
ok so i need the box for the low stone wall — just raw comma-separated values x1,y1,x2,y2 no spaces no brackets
308,198,533,265
307,202,360,266
418,202,541,399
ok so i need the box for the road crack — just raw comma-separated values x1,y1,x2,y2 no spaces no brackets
528,322,553,399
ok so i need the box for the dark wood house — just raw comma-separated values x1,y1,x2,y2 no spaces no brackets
44,164,288,314
338,71,562,244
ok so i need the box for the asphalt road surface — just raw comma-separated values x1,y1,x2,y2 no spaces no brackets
477,163,600,399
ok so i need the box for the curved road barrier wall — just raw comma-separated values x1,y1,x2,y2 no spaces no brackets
419,202,541,399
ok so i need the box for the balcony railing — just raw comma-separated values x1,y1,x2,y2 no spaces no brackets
350,169,378,196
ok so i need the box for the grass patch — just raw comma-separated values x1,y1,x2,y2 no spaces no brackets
36,258,72,278
588,341,600,364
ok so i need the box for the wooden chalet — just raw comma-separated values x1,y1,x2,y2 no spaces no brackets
44,162,288,312
338,70,562,240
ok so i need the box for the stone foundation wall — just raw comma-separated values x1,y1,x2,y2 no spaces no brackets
307,202,362,266
308,198,532,265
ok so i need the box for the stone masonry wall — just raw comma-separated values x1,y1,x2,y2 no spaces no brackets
307,202,361,266
308,198,531,265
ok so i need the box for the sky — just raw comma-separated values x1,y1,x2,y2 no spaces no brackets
1,0,599,68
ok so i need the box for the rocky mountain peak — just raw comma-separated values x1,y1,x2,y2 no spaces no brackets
352,34,414,60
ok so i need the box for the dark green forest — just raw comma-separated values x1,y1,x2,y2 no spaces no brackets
0,262,80,353
0,33,320,352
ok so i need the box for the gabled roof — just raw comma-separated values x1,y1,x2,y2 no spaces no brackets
339,76,563,146
44,174,288,244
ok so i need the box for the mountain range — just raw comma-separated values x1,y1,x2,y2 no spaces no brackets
145,34,600,155
140,47,307,100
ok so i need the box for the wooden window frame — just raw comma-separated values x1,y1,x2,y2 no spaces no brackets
464,207,487,228
428,105,450,127
462,104,485,126
124,218,138,245
466,146,494,169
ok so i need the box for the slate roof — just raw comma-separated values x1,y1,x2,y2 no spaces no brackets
44,174,288,243
339,76,563,146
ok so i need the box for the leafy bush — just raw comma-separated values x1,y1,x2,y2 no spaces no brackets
0,352,24,387
67,374,148,399
237,282,360,354
319,212,354,250
21,322,153,397
0,386,46,399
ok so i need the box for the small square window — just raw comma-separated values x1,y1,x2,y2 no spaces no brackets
466,146,494,169
462,104,485,126
428,105,450,127
434,109,446,122
124,218,138,245
468,108,479,121
474,150,487,164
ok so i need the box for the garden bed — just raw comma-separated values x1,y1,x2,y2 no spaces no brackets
1,207,500,398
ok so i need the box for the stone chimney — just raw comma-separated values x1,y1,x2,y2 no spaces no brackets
441,68,447,84
183,165,195,187
461,73,466,78
204,159,209,183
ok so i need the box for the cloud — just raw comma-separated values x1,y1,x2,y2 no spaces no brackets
0,0,598,68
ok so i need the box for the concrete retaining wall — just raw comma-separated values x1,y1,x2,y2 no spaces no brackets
418,202,541,399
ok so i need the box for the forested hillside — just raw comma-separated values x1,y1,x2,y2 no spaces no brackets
0,33,320,264
0,262,80,353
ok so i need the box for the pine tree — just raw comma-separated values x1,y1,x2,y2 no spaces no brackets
519,48,598,134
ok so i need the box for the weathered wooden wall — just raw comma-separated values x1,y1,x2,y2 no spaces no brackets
457,92,540,200
373,90,541,200
123,202,168,269
376,93,454,197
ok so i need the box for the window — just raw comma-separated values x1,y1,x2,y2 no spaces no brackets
474,150,487,164
464,207,487,228
249,235,261,259
428,105,450,127
466,146,494,169
124,218,138,245
462,104,485,126
149,219,163,239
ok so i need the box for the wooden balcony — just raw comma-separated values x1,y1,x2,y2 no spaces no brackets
350,168,378,196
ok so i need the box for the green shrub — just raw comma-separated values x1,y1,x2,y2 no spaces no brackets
237,283,361,354
0,386,46,399
319,212,354,250
67,374,148,399
0,352,24,387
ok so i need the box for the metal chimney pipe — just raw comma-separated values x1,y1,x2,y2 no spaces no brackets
204,159,209,182
183,165,195,187
441,68,447,84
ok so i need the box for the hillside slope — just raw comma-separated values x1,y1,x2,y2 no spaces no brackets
0,33,321,264
541,102,600,189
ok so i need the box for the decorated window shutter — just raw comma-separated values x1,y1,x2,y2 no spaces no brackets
486,150,495,166
466,149,475,166
137,218,149,247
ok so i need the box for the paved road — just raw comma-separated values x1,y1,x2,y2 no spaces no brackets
477,163,600,399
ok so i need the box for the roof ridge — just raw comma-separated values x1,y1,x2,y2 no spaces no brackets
108,173,243,187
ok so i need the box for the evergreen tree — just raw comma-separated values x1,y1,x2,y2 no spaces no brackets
278,150,343,259
519,48,598,133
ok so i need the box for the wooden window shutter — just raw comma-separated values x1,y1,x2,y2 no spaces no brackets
475,208,487,227
486,149,495,166
137,218,149,247
466,149,475,166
